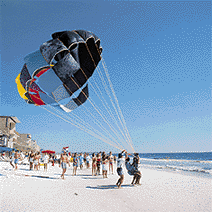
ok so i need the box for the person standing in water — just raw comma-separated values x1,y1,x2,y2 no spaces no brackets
59,151,70,179
116,150,126,188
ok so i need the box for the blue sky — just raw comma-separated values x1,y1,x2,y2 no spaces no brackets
0,0,211,153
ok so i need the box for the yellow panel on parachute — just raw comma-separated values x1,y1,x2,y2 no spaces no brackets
15,73,28,100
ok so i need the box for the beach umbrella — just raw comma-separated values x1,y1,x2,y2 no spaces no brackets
0,146,13,153
42,150,55,154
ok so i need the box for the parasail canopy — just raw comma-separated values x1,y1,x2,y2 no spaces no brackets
16,30,103,113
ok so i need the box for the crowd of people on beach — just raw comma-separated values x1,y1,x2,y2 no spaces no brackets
0,149,141,188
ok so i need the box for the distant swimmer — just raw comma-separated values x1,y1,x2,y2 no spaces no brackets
60,151,70,179
116,150,126,188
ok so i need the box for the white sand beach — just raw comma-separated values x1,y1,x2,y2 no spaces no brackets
0,162,211,212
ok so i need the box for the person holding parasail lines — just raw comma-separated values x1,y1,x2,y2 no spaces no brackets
116,150,127,189
125,157,142,185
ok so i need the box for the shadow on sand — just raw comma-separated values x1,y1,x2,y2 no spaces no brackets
30,175,57,180
77,174,93,177
86,184,135,190
15,173,58,180
82,177,102,179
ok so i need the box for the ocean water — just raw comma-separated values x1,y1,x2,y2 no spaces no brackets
135,152,212,178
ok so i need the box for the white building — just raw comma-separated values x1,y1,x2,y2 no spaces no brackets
0,116,20,148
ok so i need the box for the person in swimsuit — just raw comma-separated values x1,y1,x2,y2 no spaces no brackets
10,150,15,168
86,153,90,169
114,155,117,164
59,151,70,179
79,153,84,170
29,151,34,170
116,150,126,188
34,152,39,171
73,153,78,176
96,153,101,175
14,150,20,171
102,155,109,178
84,153,87,165
92,153,97,176
37,152,41,170
109,151,114,174
43,153,49,172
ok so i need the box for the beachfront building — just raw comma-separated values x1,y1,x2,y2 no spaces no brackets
30,140,41,152
0,116,20,148
14,133,32,152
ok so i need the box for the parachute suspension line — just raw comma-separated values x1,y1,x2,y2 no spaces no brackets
102,59,135,153
29,70,123,149
48,100,123,149
48,105,121,149
62,83,124,149
95,65,132,150
81,75,128,149
86,75,121,134
68,75,127,148
77,41,131,151
101,59,135,153
41,106,122,151
28,85,121,149
101,60,134,153
89,75,128,149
